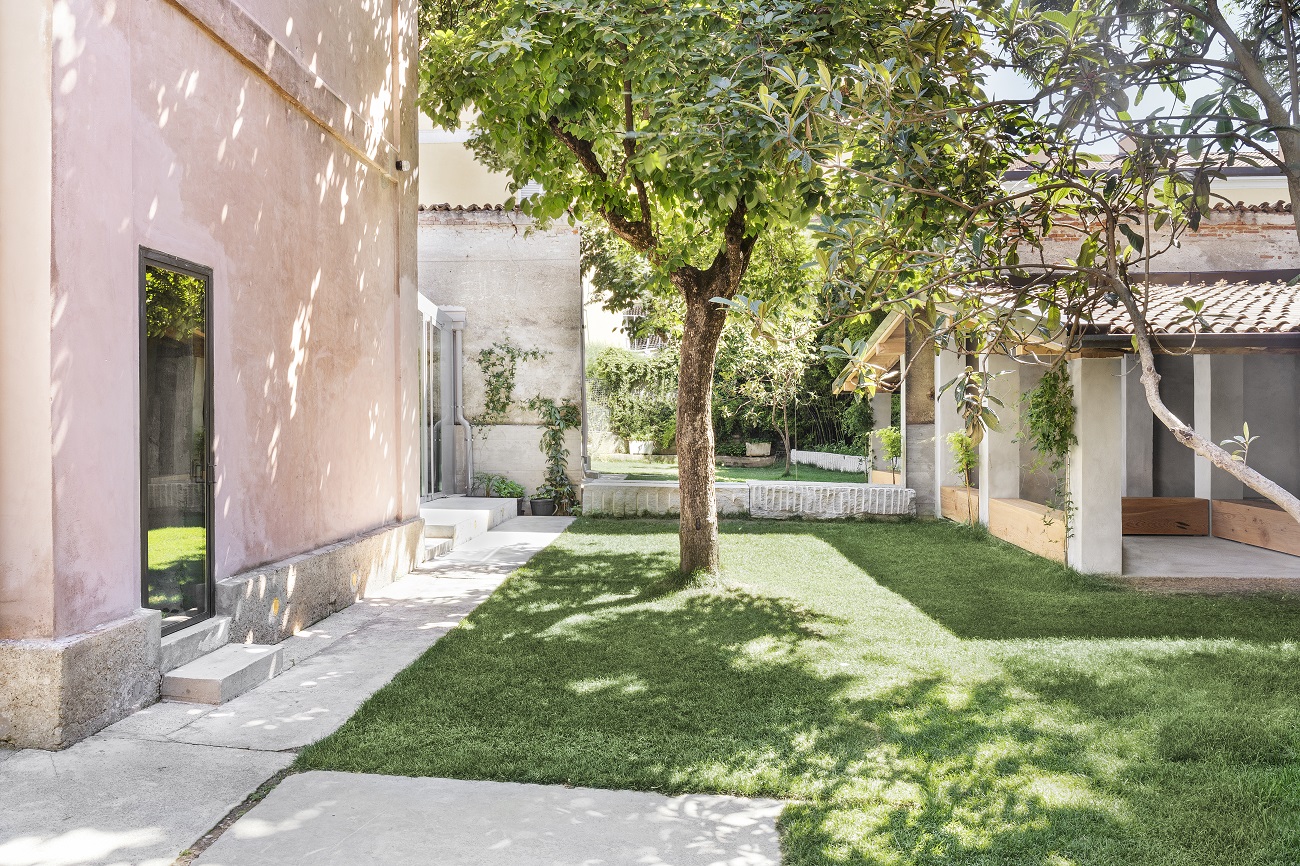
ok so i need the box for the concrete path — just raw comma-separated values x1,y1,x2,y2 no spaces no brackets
193,772,784,866
0,517,573,866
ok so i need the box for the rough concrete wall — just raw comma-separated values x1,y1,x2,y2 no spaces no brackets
1242,355,1300,497
1151,356,1196,497
418,212,584,492
37,0,419,639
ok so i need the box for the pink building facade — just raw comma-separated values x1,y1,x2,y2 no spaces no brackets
0,0,422,748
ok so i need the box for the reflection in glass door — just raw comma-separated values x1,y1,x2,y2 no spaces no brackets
140,251,213,634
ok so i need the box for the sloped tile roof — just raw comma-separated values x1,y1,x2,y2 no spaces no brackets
1087,281,1300,334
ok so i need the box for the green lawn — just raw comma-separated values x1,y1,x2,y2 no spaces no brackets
592,455,868,483
297,519,1300,865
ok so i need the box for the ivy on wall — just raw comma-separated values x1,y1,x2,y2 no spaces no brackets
475,340,548,427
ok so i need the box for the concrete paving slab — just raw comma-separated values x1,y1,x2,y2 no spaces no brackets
0,736,292,866
1,517,576,866
193,772,784,866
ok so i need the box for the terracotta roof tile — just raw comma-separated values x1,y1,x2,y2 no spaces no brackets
1086,281,1300,335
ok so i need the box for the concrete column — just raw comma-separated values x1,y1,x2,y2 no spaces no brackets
933,344,967,517
1193,355,1245,501
978,353,1021,525
1067,358,1124,573
900,327,935,514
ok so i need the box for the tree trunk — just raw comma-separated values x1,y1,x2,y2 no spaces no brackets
779,404,792,476
676,281,730,577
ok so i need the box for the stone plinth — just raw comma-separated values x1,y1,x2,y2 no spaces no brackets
748,482,916,519
218,517,425,645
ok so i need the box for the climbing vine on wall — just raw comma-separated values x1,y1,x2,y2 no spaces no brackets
1023,364,1078,541
1024,365,1077,473
475,341,548,427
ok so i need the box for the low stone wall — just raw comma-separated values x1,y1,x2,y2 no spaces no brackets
217,517,425,644
790,449,868,474
582,479,916,520
749,482,915,519
582,480,750,518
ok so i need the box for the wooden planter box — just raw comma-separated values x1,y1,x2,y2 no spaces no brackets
871,470,900,485
988,498,1067,563
1212,499,1300,556
940,486,978,523
1121,497,1209,535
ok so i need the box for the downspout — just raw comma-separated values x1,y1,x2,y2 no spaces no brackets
452,325,474,493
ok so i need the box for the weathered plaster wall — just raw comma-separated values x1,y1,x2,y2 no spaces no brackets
418,210,584,494
1151,356,1196,498
26,0,419,640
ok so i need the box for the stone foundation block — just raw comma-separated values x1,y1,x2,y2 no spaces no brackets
582,480,750,517
217,517,424,645
0,609,161,750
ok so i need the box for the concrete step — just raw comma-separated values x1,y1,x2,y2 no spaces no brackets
162,643,284,705
419,497,517,547
160,615,231,674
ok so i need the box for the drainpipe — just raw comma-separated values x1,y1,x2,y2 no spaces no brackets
439,307,473,494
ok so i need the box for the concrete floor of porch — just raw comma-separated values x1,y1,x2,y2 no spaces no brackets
1120,535,1300,593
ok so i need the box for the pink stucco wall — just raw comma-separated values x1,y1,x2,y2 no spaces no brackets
33,0,418,639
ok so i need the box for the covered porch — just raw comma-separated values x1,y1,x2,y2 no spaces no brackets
885,279,1300,584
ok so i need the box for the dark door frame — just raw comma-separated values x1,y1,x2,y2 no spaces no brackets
138,247,215,635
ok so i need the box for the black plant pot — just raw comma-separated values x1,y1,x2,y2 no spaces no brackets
530,498,557,517
517,499,526,516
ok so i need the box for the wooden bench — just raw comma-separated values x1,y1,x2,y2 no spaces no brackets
988,498,1067,563
1121,497,1209,536
1212,499,1300,557
940,486,978,523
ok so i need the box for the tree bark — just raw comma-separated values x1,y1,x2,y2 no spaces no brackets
675,279,731,577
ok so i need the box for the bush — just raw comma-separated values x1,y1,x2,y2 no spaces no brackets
588,347,679,445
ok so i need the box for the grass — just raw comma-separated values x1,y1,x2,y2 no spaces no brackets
592,455,868,483
297,519,1300,865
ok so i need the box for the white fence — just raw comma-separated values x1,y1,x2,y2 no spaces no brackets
790,449,868,474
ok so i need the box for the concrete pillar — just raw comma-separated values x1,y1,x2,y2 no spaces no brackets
1122,361,1154,497
1193,355,1245,501
1067,358,1124,573
901,327,935,514
978,353,1021,524
933,344,967,517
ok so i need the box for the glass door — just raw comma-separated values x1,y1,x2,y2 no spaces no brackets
418,297,444,500
140,250,213,635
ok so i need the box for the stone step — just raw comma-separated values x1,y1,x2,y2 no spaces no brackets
162,643,284,705
419,497,516,547
160,615,231,674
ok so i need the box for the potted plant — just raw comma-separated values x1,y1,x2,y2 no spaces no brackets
529,484,558,517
